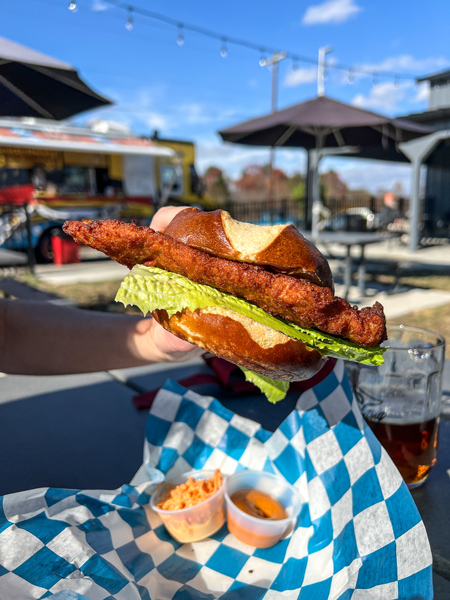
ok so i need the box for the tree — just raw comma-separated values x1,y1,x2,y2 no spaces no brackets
320,170,348,202
233,164,291,201
287,172,305,204
203,166,230,205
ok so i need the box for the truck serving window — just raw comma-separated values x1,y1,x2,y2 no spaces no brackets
160,165,183,196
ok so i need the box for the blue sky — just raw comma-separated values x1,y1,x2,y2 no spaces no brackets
3,0,449,192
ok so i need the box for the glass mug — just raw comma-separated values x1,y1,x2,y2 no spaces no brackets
346,325,445,489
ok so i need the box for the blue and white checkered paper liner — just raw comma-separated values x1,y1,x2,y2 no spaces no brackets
0,360,432,600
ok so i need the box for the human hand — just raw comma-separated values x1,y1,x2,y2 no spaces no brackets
150,205,190,233
145,205,203,362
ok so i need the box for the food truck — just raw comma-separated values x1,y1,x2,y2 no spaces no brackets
0,118,205,261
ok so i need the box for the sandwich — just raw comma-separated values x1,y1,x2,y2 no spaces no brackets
63,208,386,402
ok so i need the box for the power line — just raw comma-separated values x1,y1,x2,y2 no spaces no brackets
67,0,424,84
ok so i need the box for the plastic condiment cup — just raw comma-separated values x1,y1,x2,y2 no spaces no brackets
150,470,226,543
225,470,302,548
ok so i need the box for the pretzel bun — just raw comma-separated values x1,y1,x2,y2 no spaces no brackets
152,307,327,381
164,207,333,289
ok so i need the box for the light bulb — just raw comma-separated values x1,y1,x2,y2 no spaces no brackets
259,48,266,67
125,10,133,31
177,25,184,46
68,1,77,11
220,39,227,58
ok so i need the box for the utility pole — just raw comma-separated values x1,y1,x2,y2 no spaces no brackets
307,47,333,231
261,52,287,216
317,46,332,97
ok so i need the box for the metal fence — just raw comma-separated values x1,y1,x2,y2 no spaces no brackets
222,198,305,227
223,195,411,231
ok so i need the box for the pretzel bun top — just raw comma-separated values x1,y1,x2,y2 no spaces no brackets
163,208,334,290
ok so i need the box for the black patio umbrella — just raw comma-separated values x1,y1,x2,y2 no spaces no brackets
0,37,112,120
219,95,431,150
218,96,432,233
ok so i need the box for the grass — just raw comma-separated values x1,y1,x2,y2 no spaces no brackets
377,273,450,292
387,306,450,359
2,265,450,358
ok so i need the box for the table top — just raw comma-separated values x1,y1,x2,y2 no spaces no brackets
311,232,399,247
1,357,449,595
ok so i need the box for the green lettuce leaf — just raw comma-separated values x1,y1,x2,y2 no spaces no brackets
115,265,386,367
240,368,290,404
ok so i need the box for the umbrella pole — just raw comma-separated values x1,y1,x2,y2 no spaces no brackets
265,52,286,222
310,150,322,240
268,147,275,219
311,133,326,240
305,151,313,229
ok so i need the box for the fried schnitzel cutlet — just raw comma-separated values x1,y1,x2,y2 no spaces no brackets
63,219,386,348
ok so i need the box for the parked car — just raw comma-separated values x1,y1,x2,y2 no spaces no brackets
318,207,380,232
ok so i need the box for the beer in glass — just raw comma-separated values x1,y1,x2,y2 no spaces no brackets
347,325,445,489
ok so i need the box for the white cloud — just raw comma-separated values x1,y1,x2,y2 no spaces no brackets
177,104,239,126
411,82,430,104
302,0,361,25
352,81,411,113
284,67,318,87
83,84,251,139
322,157,413,194
145,113,169,131
195,135,307,178
196,137,270,178
90,0,110,11
356,54,449,75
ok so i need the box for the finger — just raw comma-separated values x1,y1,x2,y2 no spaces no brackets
152,319,203,361
150,206,190,232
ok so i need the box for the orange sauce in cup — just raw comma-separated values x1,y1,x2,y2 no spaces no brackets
230,489,287,520
228,489,288,548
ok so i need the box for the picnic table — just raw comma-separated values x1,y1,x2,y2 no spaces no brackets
305,232,400,300
0,357,449,596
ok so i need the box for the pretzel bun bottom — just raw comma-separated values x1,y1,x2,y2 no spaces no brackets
152,307,327,381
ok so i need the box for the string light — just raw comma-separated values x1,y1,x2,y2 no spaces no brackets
176,24,184,46
220,38,227,58
68,1,77,11
125,7,133,30
259,48,267,67
85,0,419,84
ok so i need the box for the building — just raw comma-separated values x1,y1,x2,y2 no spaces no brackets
401,69,450,241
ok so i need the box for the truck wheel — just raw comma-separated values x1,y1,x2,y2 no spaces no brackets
35,227,62,263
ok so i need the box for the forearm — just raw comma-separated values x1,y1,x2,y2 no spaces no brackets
0,300,178,375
